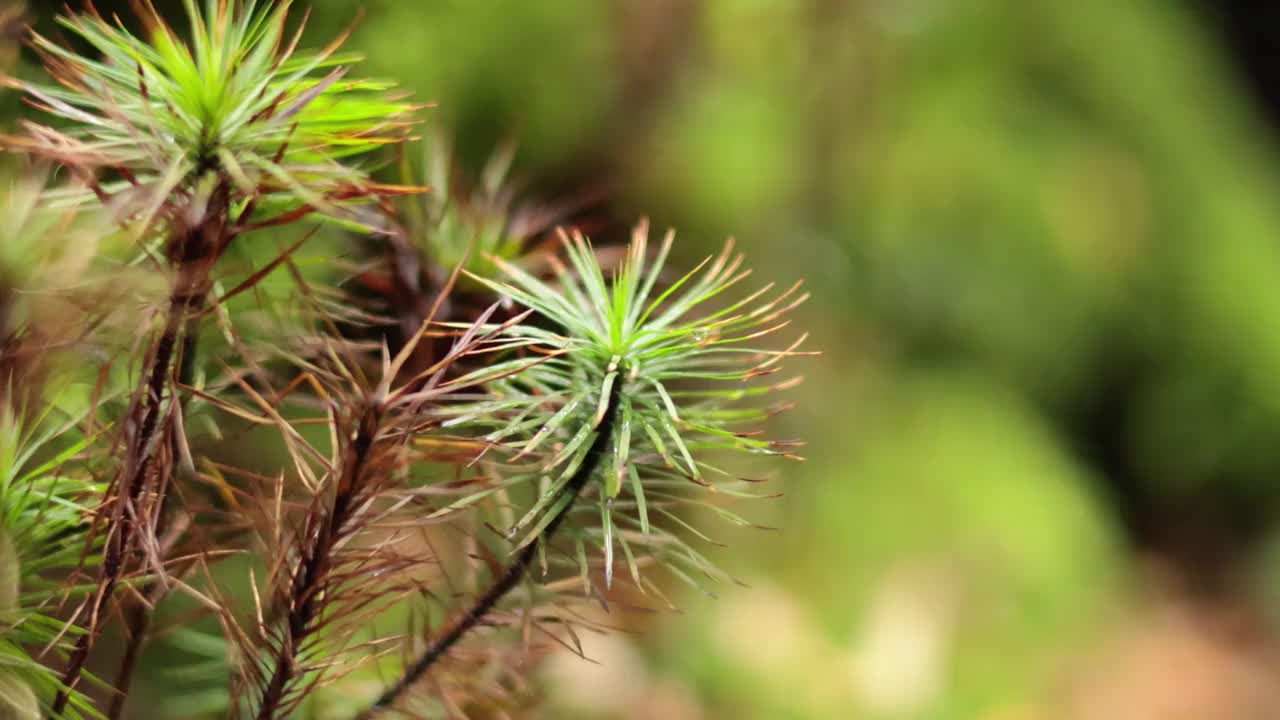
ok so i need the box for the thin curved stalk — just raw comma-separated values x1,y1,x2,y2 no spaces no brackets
106,589,156,720
106,512,192,720
361,378,623,716
53,283,194,713
53,187,230,714
254,406,380,720
107,302,203,720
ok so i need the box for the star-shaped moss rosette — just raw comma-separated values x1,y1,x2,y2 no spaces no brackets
365,221,812,714
374,132,595,326
403,133,529,284
468,221,812,590
4,0,421,229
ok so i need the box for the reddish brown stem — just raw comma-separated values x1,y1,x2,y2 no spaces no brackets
361,379,622,717
53,185,230,715
105,593,154,720
106,513,192,720
53,285,191,714
254,405,379,720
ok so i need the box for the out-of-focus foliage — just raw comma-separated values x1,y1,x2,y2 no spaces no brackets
397,134,532,290
345,0,1280,716
0,402,99,720
7,0,417,213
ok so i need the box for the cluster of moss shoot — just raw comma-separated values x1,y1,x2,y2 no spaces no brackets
0,2,812,718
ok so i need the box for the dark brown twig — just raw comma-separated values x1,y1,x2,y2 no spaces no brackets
105,511,194,720
254,403,381,720
362,377,622,716
53,185,231,714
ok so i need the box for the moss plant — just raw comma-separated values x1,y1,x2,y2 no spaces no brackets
0,400,100,719
363,223,811,713
0,2,813,718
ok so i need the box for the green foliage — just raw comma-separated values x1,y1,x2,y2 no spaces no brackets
0,1,817,717
0,402,99,720
399,133,528,284
6,0,417,219
460,223,810,590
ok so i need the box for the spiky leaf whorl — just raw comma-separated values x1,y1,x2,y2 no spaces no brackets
461,221,811,591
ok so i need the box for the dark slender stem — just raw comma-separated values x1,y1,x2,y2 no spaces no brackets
110,322,201,719
53,286,192,715
361,379,623,717
106,597,154,720
106,513,191,720
110,273,203,719
53,185,229,715
254,406,379,720
107,316,200,720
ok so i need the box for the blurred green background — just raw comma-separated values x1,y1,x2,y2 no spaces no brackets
20,0,1280,717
